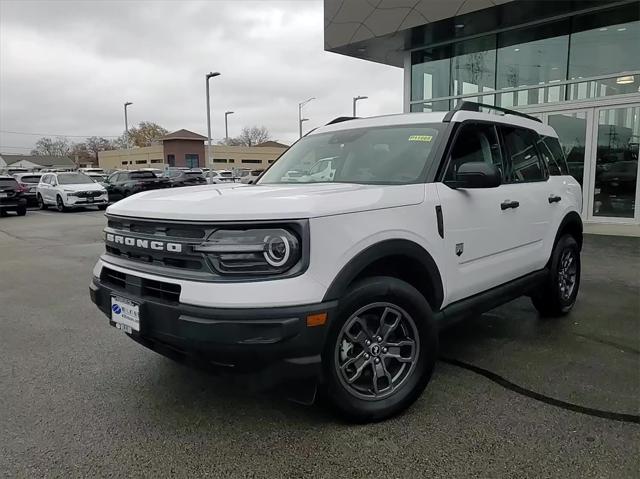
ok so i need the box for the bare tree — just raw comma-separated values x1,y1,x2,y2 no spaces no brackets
121,121,169,147
226,126,271,147
30,137,71,156
85,136,115,161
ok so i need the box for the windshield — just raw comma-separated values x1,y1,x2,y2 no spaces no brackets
57,173,95,185
259,124,443,185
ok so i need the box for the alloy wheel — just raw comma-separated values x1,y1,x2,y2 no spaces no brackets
558,249,577,301
334,302,420,401
56,196,65,212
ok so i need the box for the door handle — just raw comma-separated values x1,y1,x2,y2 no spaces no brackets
548,195,562,203
501,200,520,210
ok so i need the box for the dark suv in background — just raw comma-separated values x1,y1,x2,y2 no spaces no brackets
103,170,170,202
0,176,27,216
164,168,207,187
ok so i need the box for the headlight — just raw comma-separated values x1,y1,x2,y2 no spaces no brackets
65,190,77,196
193,228,301,276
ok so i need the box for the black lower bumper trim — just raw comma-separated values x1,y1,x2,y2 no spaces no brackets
90,277,336,388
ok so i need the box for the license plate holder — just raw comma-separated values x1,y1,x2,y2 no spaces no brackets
111,296,140,333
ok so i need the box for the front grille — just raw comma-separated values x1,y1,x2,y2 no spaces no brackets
76,191,102,198
101,267,181,303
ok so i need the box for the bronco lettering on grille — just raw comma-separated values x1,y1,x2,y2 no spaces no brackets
105,233,183,253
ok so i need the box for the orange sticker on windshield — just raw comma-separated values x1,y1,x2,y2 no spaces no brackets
408,135,433,142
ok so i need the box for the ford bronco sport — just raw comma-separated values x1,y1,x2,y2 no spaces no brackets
90,102,582,422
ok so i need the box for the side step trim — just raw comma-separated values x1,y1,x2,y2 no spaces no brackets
434,269,548,329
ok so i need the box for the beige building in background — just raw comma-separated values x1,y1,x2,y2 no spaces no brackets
98,142,288,172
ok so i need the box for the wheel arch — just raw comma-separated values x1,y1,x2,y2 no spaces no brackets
555,211,583,251
322,239,444,311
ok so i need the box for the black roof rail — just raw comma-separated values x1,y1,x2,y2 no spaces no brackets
326,116,358,126
443,101,542,123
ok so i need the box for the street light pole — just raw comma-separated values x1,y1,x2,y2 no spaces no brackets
298,97,315,138
124,102,133,148
352,95,368,117
224,111,234,143
206,72,221,183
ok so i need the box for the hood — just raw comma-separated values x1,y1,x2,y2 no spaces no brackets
59,183,106,192
106,182,425,221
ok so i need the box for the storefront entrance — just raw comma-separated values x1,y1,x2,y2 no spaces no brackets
525,100,640,225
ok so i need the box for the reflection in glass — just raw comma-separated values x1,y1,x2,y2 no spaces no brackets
411,47,451,101
593,107,639,218
548,112,588,186
452,36,496,97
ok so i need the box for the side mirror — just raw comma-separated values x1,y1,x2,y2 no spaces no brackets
444,162,501,189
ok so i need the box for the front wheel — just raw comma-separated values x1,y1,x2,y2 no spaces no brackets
322,276,438,423
531,234,580,317
56,195,67,212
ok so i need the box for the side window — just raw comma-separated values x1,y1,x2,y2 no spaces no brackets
50,175,58,186
109,173,120,183
501,127,546,183
445,123,503,181
41,175,49,184
538,136,569,176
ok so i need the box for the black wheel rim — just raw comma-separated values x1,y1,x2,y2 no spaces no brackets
57,197,64,211
38,196,44,208
558,248,577,301
334,302,420,401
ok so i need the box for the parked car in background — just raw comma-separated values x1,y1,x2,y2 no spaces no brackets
103,170,170,202
37,172,108,212
79,167,106,175
164,168,207,187
86,172,107,184
206,169,234,184
240,169,264,184
0,176,27,216
12,172,43,205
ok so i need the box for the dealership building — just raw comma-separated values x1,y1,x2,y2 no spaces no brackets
325,0,640,231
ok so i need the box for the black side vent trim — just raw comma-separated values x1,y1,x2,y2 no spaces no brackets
435,205,444,239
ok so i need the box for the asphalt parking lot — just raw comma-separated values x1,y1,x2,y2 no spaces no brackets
1,209,638,478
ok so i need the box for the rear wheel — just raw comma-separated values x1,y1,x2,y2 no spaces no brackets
16,206,27,216
531,234,580,317
322,276,438,423
98,204,108,210
38,194,47,210
0,210,7,217
56,195,67,212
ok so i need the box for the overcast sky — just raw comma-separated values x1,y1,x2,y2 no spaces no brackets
0,0,402,152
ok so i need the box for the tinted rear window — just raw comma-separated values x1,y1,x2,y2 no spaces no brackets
539,136,569,176
0,178,18,188
130,172,156,179
19,175,42,183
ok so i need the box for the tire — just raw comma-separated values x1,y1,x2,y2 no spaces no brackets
531,234,580,317
98,204,108,210
38,194,47,210
322,276,438,423
16,206,27,216
56,195,67,212
0,210,7,217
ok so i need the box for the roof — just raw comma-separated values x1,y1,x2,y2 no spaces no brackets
161,129,207,141
0,154,76,167
255,140,289,148
311,110,556,137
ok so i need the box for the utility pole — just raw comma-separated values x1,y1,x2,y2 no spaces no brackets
206,72,221,183
352,95,367,117
298,97,315,138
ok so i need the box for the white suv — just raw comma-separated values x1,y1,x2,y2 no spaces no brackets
38,171,108,212
90,102,582,422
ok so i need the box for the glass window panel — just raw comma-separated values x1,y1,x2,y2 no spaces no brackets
501,126,545,183
410,100,450,112
411,47,451,101
547,112,587,186
593,106,639,219
452,35,496,97
497,21,569,107
569,4,640,81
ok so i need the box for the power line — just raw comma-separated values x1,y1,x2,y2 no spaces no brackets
0,130,121,138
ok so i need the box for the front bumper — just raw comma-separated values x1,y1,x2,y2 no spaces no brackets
67,195,108,207
90,276,337,389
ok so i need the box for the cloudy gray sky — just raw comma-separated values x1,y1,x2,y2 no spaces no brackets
0,0,402,152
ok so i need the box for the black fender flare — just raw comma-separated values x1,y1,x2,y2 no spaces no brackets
554,211,583,251
322,239,444,310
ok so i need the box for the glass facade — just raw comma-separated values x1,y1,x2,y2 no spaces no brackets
410,4,640,111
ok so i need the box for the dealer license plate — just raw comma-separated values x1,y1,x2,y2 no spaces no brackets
111,296,140,333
